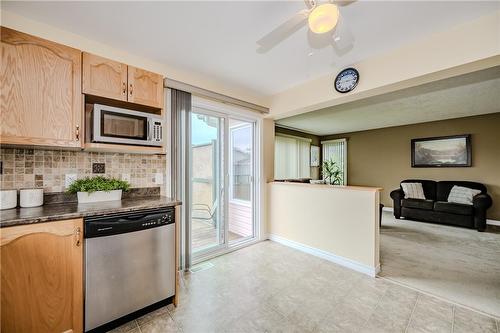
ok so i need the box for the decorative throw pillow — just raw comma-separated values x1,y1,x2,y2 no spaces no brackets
401,183,426,200
447,186,481,205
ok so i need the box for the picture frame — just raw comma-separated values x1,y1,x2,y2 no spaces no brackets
411,134,471,168
310,145,320,167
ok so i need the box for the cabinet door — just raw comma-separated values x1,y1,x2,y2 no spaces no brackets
0,27,82,148
127,66,164,109
82,52,127,101
1,219,83,333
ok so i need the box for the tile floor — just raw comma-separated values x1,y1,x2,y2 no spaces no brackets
109,241,499,333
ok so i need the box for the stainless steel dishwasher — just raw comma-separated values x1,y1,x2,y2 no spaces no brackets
84,208,175,332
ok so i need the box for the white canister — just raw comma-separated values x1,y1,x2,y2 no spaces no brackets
20,189,44,208
0,190,17,210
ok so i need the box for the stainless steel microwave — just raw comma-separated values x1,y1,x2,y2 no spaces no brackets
91,104,163,147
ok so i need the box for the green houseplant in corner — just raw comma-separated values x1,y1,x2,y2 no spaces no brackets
322,159,344,185
68,176,130,204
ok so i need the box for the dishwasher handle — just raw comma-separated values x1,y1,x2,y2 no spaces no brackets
85,209,174,238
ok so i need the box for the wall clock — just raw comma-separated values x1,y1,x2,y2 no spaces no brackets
334,67,359,93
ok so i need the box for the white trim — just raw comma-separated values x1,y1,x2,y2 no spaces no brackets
275,132,312,143
487,219,500,226
383,206,500,226
268,234,380,277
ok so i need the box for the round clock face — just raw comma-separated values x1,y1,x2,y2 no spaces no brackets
334,68,359,93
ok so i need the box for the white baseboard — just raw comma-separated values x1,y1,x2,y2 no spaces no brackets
382,206,500,227
267,234,379,277
487,219,500,226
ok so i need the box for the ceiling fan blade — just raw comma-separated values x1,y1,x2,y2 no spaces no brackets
304,0,316,10
332,13,354,53
257,9,309,53
333,0,356,6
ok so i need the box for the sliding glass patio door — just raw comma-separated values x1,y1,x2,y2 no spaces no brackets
189,112,225,257
187,104,257,264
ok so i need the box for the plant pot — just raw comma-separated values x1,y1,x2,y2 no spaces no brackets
77,190,122,204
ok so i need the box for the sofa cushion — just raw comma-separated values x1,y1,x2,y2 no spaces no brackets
401,182,426,199
434,201,473,216
401,180,437,201
402,199,434,210
436,181,486,202
447,186,482,205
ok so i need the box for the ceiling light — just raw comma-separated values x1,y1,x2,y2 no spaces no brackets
308,3,339,34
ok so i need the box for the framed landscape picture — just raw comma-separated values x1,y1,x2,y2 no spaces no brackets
411,134,471,167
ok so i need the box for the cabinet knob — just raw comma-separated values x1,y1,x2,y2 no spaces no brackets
122,82,127,95
75,125,80,141
129,83,133,96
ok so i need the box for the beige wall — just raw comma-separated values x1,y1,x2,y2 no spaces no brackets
275,126,321,179
268,182,380,275
321,113,500,220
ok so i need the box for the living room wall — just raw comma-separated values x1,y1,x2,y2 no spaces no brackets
321,112,500,220
275,126,321,180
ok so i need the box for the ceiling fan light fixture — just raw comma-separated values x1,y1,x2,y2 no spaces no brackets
308,3,339,34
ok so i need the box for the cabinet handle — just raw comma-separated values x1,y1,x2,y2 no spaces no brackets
75,125,80,141
75,227,81,247
129,83,133,96
122,82,127,95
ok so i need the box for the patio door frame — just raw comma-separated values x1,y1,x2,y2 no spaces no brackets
187,96,261,266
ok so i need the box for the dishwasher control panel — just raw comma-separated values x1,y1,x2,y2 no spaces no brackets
84,208,175,238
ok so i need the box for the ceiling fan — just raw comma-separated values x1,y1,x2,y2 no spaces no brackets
256,0,355,54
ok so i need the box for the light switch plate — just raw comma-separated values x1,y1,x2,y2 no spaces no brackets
122,173,131,182
65,174,77,188
154,173,163,185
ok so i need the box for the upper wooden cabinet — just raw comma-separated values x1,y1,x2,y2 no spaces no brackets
82,52,127,101
128,66,164,108
1,218,83,333
0,27,82,148
82,52,164,109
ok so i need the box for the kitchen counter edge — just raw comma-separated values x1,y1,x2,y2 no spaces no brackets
0,196,181,228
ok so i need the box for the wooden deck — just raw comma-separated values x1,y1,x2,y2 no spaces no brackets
192,219,240,252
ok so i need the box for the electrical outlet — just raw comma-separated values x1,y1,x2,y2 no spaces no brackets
65,174,77,188
121,173,130,182
92,163,105,174
154,173,163,185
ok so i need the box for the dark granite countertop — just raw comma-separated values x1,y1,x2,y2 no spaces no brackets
0,196,181,228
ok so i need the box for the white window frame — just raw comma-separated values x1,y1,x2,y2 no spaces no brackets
321,138,347,185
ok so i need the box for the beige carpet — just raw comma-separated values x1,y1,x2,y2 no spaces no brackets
380,210,500,318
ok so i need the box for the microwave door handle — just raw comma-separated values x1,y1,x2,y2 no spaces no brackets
147,120,151,141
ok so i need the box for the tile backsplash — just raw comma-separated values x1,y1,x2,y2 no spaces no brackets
0,148,166,193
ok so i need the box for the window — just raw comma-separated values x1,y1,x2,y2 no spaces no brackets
322,139,347,185
230,124,252,202
274,134,311,179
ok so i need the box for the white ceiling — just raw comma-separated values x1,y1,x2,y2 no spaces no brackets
2,1,498,97
276,67,500,135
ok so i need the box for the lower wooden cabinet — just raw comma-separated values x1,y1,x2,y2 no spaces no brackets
0,219,83,333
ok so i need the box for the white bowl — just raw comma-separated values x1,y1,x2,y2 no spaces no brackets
20,189,44,208
0,190,17,210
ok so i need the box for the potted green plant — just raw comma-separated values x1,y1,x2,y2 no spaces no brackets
322,159,344,185
68,176,130,203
